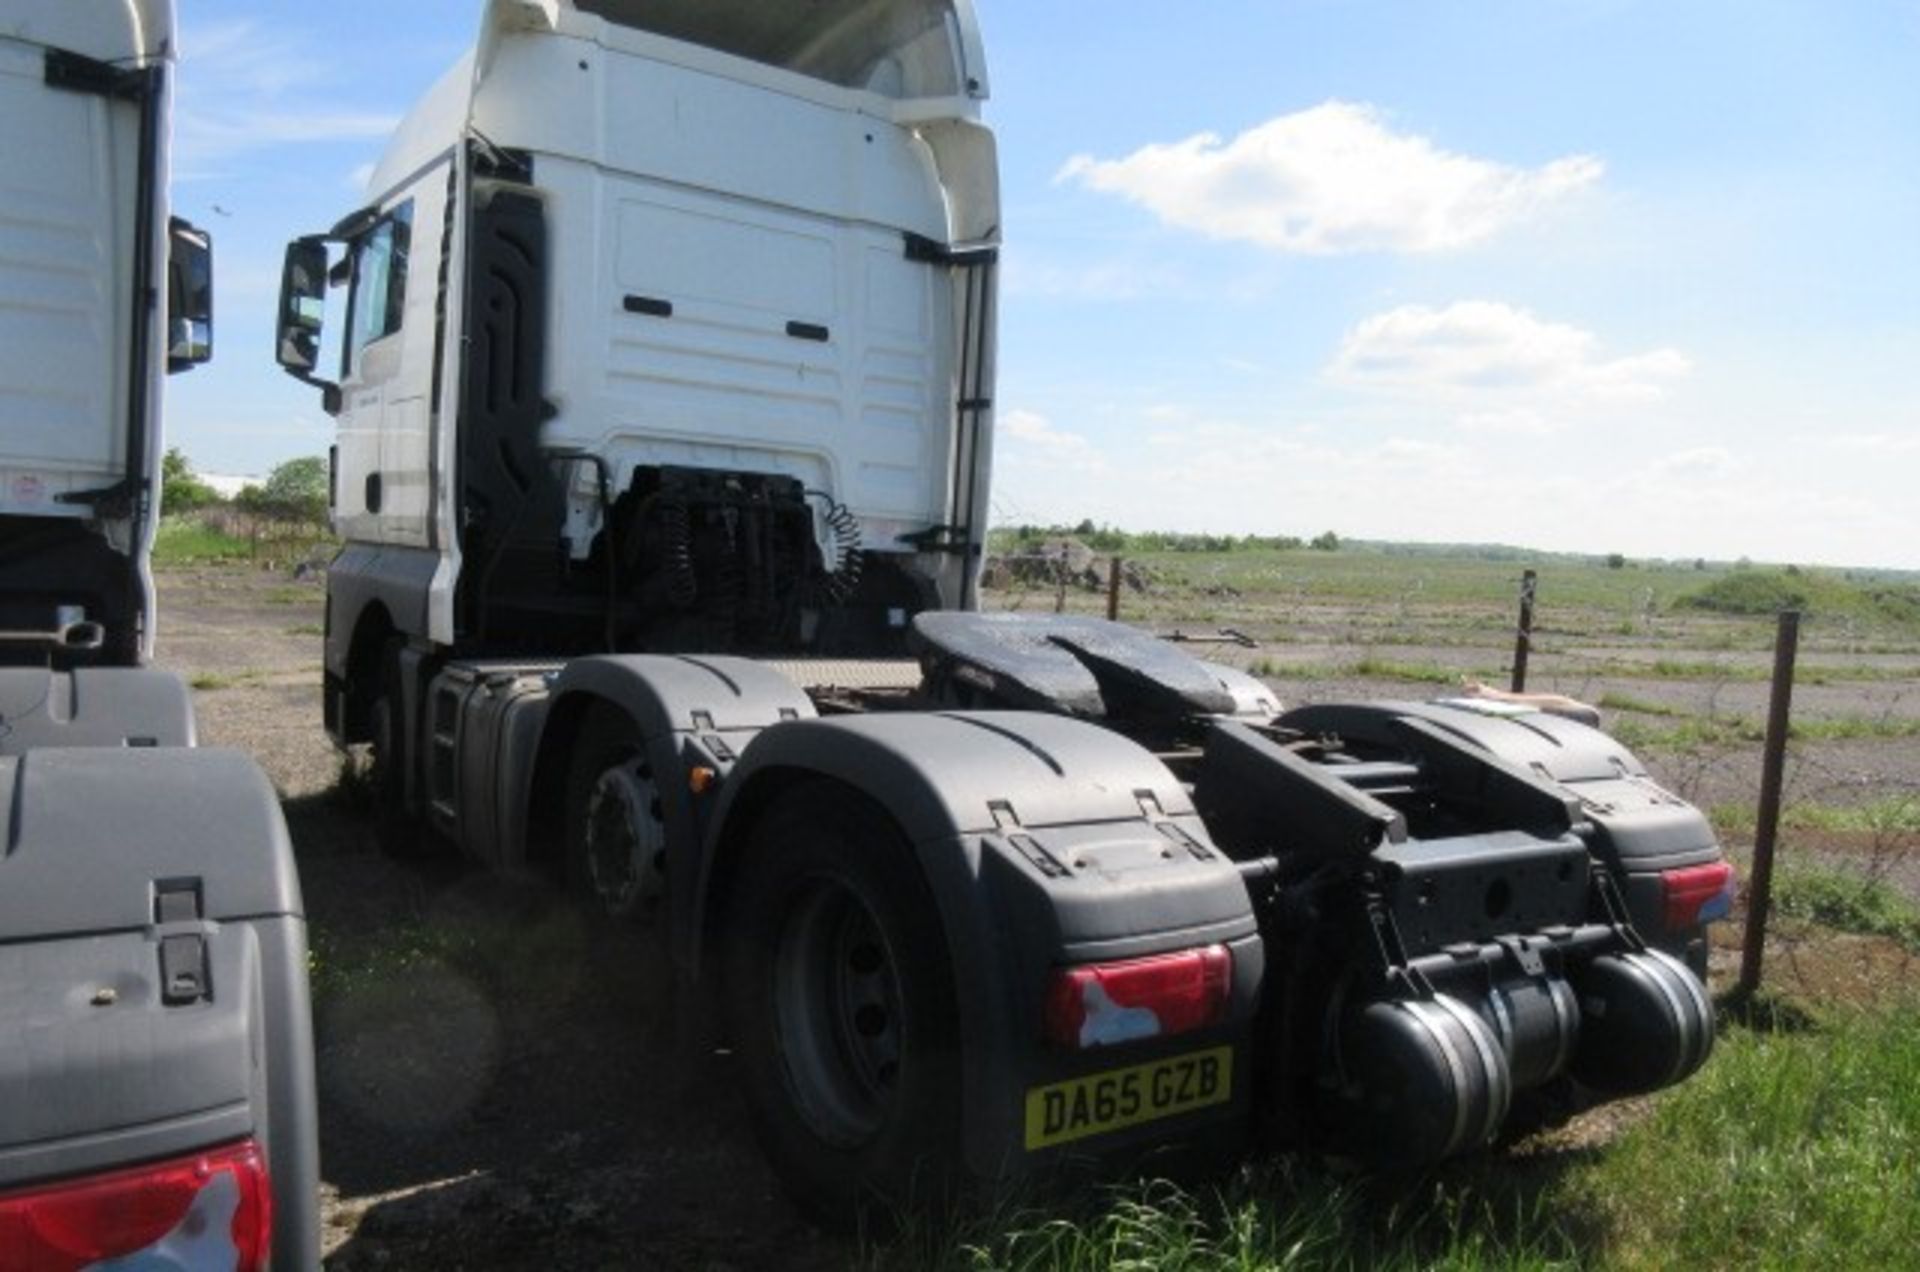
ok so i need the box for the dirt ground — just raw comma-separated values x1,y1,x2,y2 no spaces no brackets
159,568,842,1270
153,564,1920,1268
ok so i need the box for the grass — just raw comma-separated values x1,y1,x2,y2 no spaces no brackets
1246,656,1484,685
189,668,268,691
1676,567,1920,631
1711,796,1920,837
152,516,252,564
873,1003,1920,1271
1790,715,1920,741
1595,691,1689,718
1350,655,1464,685
1772,863,1920,950
1611,712,1920,750
1582,657,1915,683
884,1165,1579,1272
1567,1007,1920,1268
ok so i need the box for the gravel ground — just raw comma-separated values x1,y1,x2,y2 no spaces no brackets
152,565,1920,1267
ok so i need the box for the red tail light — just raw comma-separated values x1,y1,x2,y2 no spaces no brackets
1662,860,1736,930
1043,945,1232,1049
0,1140,271,1272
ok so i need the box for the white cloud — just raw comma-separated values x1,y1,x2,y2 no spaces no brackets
1830,431,1920,454
1057,101,1601,255
999,409,1107,473
1454,408,1558,436
1328,301,1690,403
174,21,399,171
1645,446,1734,479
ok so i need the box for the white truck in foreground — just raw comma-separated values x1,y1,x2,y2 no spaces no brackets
0,3,319,1266
275,0,1733,1224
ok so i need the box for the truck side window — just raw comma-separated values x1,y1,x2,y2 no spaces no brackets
346,200,414,367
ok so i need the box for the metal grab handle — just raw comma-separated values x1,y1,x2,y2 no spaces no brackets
0,619,107,651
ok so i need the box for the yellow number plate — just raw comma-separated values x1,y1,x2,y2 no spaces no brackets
1023,1045,1233,1150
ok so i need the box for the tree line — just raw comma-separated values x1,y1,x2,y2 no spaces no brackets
162,449,329,524
994,520,1341,555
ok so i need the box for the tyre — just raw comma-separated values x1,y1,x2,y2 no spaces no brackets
564,703,670,924
366,638,433,859
722,783,962,1227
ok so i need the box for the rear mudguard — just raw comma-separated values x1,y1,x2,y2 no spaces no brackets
701,710,1262,1180
1279,699,1725,965
0,747,318,1270
0,666,195,751
537,654,816,963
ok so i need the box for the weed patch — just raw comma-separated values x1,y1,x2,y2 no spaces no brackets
1772,863,1920,950
1566,1008,1920,1268
189,670,265,691
1612,713,1920,750
152,517,252,565
1595,691,1688,717
1351,655,1462,685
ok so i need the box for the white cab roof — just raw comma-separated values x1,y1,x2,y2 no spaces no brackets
0,0,174,64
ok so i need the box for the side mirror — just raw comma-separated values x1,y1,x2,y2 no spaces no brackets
166,218,213,372
276,236,340,411
277,238,329,373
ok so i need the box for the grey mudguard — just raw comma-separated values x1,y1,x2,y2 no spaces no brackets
543,654,816,967
0,747,318,1270
1193,660,1281,719
912,612,1239,720
0,666,195,752
1281,700,1720,871
1281,699,1722,963
706,710,1261,1178
322,541,439,680
548,654,816,738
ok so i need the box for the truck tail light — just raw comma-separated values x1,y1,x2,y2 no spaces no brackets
1662,860,1737,930
0,1139,271,1272
1043,945,1232,1049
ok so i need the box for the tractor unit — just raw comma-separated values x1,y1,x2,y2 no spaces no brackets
275,0,1732,1221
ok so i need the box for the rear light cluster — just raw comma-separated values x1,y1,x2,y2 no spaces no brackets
1661,860,1737,930
1043,945,1232,1049
0,1140,271,1272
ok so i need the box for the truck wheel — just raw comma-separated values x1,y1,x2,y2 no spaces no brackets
564,704,669,923
723,783,961,1227
367,639,431,858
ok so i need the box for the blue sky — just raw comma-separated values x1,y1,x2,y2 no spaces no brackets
167,2,1918,568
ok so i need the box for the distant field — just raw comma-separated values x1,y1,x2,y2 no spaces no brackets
982,542,1920,895
987,538,1920,653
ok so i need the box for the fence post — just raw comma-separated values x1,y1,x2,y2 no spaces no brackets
1738,608,1801,999
1510,568,1537,692
1107,556,1123,622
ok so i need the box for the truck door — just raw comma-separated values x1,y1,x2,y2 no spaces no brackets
333,171,445,552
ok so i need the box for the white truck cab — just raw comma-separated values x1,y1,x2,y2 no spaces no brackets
1,0,210,665
278,0,1000,742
